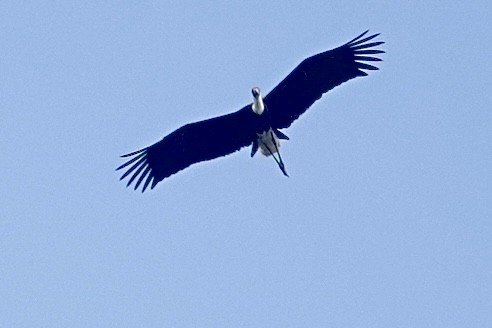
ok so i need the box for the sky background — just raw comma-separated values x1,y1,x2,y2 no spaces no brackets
1,1,491,327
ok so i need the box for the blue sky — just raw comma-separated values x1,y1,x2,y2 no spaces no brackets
1,1,491,327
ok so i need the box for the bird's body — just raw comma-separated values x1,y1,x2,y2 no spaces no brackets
257,129,281,157
117,30,384,192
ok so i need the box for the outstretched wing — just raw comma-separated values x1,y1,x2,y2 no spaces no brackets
265,30,384,129
117,106,258,192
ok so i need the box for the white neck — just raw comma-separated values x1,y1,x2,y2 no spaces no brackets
252,96,265,115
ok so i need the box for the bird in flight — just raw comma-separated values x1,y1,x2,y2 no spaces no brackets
117,30,384,192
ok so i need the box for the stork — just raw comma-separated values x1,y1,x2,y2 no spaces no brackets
117,30,384,192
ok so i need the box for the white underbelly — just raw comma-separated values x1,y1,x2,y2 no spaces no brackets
258,129,280,156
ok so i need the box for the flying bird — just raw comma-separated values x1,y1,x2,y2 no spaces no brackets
117,30,384,192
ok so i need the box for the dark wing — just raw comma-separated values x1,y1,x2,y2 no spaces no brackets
265,30,384,129
117,106,258,192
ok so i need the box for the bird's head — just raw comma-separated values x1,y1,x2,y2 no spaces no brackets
251,87,265,115
251,87,261,99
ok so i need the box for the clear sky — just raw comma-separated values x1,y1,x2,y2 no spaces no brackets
1,1,491,327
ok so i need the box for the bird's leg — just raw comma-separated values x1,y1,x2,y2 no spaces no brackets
261,134,289,177
270,131,289,177
262,142,286,176
261,142,279,165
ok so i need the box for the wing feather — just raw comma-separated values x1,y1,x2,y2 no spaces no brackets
126,160,147,187
354,49,385,55
347,31,380,47
353,56,382,62
134,166,151,190
116,152,146,170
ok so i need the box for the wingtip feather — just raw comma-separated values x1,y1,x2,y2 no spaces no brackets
134,166,151,191
126,161,147,187
120,157,146,181
354,55,382,62
116,152,146,171
346,30,370,45
348,32,380,47
120,147,147,158
354,49,385,55
142,174,154,193
357,62,379,70
351,41,385,51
